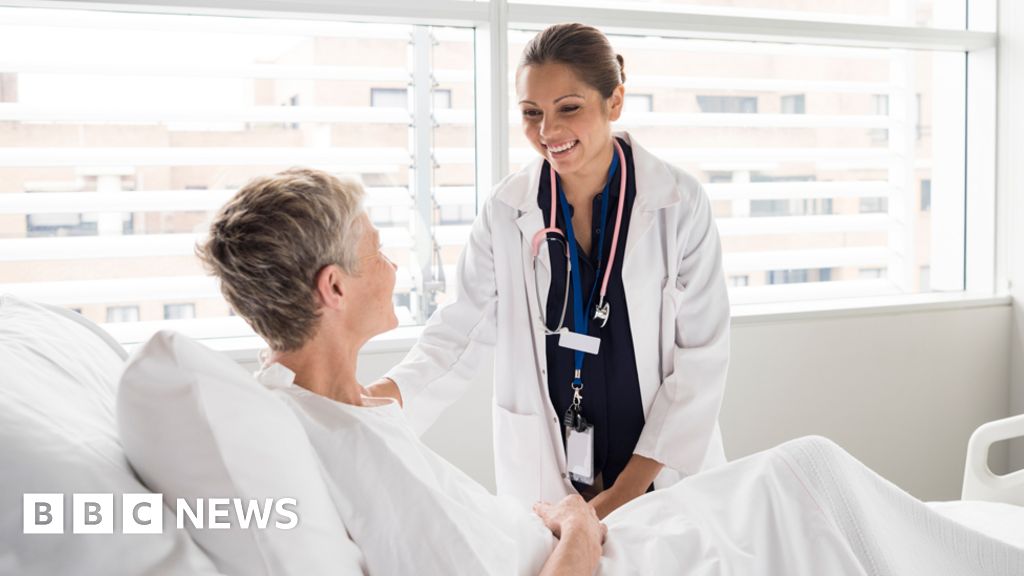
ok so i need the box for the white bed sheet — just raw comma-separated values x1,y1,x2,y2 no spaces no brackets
273,373,1024,576
929,500,1024,549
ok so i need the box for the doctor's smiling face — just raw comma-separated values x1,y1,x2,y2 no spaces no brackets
517,61,624,185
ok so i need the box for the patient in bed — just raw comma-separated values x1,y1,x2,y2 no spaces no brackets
198,168,1023,576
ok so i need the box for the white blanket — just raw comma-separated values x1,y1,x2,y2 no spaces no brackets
276,385,1024,576
602,437,1024,575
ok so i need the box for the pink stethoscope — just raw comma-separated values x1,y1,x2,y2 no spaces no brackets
530,139,627,334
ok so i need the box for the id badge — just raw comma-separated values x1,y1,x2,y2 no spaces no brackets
558,329,601,355
566,424,595,486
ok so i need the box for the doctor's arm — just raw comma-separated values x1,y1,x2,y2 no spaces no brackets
369,200,500,434
588,453,662,519
633,183,730,482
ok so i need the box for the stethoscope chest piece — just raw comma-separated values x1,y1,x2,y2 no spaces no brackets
593,301,610,328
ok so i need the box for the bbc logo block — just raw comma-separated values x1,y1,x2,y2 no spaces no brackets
23,494,63,534
24,493,164,534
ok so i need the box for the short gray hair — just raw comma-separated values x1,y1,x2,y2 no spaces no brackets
197,167,365,351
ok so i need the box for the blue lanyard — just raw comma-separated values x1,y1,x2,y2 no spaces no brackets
555,151,620,387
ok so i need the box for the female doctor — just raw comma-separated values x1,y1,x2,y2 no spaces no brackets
369,23,730,519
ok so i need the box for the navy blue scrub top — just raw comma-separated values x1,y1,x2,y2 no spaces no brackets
540,137,647,492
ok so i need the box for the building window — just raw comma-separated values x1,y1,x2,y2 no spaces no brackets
696,95,757,114
367,204,411,227
164,303,196,320
26,213,97,237
767,269,807,285
729,275,749,287
747,174,826,217
767,268,831,285
921,179,931,211
781,94,805,114
106,306,140,323
371,87,452,109
870,94,890,142
859,197,888,213
25,212,133,238
0,72,16,103
919,266,931,291
370,87,406,108
433,89,452,109
625,93,653,113
873,94,890,115
750,198,832,217
859,267,886,280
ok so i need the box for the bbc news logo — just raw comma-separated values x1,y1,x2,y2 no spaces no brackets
24,494,298,534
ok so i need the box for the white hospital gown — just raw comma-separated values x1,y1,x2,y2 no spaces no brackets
263,369,1024,576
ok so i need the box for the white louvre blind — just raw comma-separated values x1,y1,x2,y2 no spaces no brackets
0,1,989,344
506,29,967,305
0,7,476,339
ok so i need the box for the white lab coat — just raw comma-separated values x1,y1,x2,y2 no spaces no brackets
386,131,730,506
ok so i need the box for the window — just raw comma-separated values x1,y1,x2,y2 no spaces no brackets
696,95,758,114
859,268,886,280
1,7,475,340
768,269,807,285
370,88,406,108
106,306,139,323
767,268,831,285
371,87,452,110
1,0,988,343
625,93,653,113
781,94,805,114
0,72,15,102
164,303,196,320
859,198,889,214
873,94,890,115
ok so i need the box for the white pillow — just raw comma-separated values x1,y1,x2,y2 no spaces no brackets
117,330,365,576
0,294,220,576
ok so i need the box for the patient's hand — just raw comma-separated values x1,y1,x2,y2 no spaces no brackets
364,377,403,407
533,495,604,541
534,495,605,575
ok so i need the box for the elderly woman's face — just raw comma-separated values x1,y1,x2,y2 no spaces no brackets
347,212,399,336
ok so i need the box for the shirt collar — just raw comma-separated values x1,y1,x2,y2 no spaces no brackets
253,359,296,390
495,130,679,214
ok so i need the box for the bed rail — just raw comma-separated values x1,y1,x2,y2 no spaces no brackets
962,413,1024,505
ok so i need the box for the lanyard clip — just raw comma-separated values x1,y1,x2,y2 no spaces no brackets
571,387,583,410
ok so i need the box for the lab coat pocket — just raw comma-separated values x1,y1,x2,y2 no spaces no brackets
492,403,542,504
660,277,684,375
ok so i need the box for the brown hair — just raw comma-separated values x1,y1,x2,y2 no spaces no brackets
196,167,365,352
518,23,625,98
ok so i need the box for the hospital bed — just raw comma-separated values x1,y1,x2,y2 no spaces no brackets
1,293,1022,575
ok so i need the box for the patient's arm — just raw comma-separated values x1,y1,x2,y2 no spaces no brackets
534,495,605,576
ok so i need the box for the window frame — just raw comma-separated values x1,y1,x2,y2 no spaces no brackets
0,0,1002,347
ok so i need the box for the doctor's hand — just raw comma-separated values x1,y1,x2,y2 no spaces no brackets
364,377,403,407
534,496,606,576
